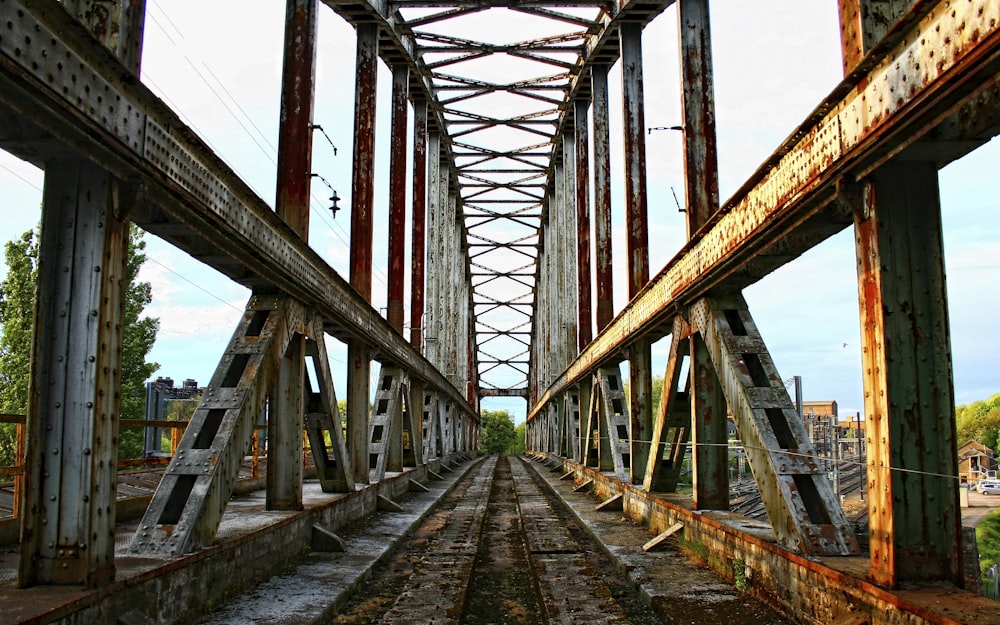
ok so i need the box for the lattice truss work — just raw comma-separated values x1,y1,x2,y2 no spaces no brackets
393,1,611,394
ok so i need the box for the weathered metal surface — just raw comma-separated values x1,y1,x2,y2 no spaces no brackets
854,161,961,587
22,160,127,587
350,22,379,301
303,320,353,493
690,293,858,555
592,64,615,331
347,342,372,486
388,64,409,333
594,367,630,482
677,0,719,235
268,334,305,510
642,318,691,493
411,99,428,349
275,0,318,241
131,296,308,555
574,98,593,349
838,0,920,76
528,0,1000,420
0,2,475,418
18,0,144,588
628,341,652,485
690,333,727,510
369,366,406,482
620,23,649,299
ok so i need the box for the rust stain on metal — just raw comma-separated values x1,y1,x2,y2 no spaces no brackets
411,99,427,349
620,23,649,299
387,64,409,333
349,23,379,302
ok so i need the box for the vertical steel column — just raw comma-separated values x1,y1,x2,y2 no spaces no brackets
855,163,961,587
20,0,145,588
411,100,428,349
592,64,614,331
425,133,441,364
347,23,379,485
620,23,652,484
574,98,593,349
561,132,578,365
387,65,409,333
678,0,727,507
267,0,317,513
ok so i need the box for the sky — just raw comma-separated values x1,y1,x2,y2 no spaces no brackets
0,1,997,424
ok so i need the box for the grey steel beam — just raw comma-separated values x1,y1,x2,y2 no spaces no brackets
19,0,144,588
854,162,961,587
0,1,475,419
528,0,1000,420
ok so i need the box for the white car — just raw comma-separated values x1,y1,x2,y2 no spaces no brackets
977,480,1000,495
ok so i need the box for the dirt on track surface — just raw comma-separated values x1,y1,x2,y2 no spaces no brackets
330,456,655,624
330,456,786,625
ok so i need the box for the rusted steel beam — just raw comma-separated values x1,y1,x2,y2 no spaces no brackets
619,22,649,299
677,0,719,235
690,333,727,509
388,64,409,333
854,162,961,587
350,23,379,301
411,99,428,349
574,98,593,349
839,0,920,76
268,334,305,510
592,64,614,330
275,0,318,241
528,0,1000,422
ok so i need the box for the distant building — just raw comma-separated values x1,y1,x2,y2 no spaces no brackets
957,440,998,484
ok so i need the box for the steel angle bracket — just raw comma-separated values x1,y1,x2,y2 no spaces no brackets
643,316,693,493
690,293,859,555
304,317,353,493
131,295,308,555
595,365,631,482
369,366,407,483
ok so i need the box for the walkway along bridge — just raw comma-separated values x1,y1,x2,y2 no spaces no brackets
0,0,998,623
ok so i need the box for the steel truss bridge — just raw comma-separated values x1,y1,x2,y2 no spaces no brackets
0,0,998,622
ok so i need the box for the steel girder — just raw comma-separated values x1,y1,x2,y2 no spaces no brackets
324,0,674,395
0,0,474,420
529,0,1000,414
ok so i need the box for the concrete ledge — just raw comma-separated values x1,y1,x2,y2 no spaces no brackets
528,454,998,625
0,455,476,625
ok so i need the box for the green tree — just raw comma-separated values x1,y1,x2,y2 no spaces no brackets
117,227,161,459
512,422,526,455
977,508,1000,576
479,409,517,454
957,394,1000,453
0,225,159,464
0,230,38,466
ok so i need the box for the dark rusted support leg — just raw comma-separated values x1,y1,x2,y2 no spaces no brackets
269,334,304,510
678,0,727,509
592,64,614,331
347,23,379,486
621,23,652,484
691,333,728,509
678,0,719,236
387,64,409,333
854,162,961,587
275,0,317,241
267,0,318,513
20,0,145,588
411,99,427,349
574,97,593,349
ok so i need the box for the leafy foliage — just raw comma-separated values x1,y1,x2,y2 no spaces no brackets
977,508,1000,575
957,393,1000,453
479,409,517,454
0,225,159,465
0,231,38,466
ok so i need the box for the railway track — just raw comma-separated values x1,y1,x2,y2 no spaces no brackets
331,456,665,624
